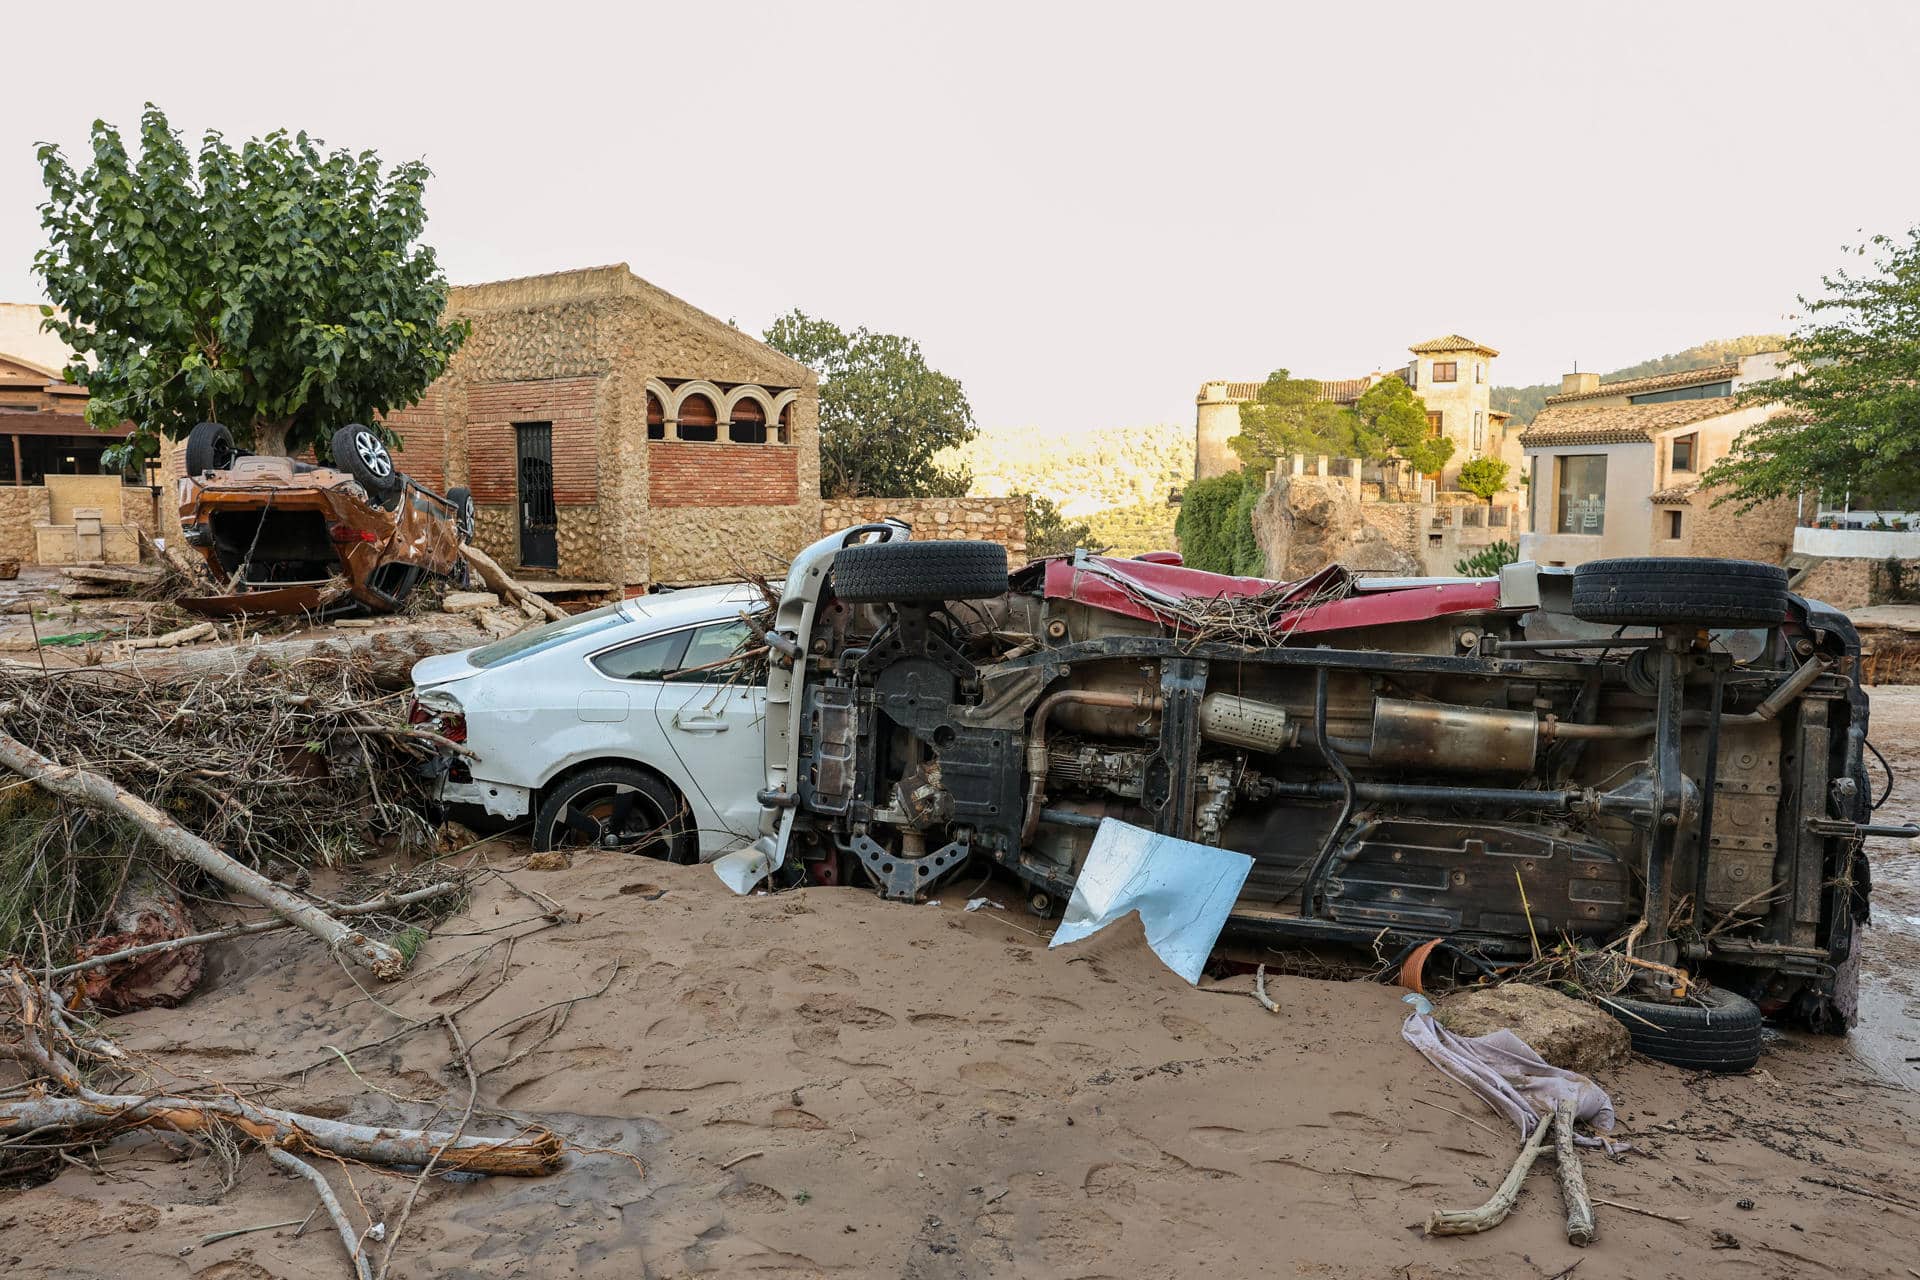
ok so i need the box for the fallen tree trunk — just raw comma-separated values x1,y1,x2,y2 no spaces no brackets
0,1092,562,1174
51,881,461,980
460,544,567,623
1425,1106,1555,1236
0,970,560,1174
0,730,407,979
103,622,484,691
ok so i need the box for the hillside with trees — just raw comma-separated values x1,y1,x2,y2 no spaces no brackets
943,423,1191,515
1491,335,1788,426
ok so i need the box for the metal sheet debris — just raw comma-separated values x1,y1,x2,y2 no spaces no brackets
1048,818,1253,984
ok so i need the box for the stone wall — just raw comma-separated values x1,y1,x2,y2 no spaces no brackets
1677,487,1796,565
819,497,1029,565
0,486,49,563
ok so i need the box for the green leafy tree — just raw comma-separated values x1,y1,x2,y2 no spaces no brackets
764,309,975,498
1228,370,1356,472
1175,470,1256,575
1706,229,1920,510
1016,491,1095,559
1351,375,1452,474
1456,456,1510,507
1454,540,1517,577
34,106,468,463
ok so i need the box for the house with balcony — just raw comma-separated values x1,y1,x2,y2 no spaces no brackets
1517,354,1798,568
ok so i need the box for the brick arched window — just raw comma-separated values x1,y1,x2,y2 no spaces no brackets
729,398,767,444
777,403,792,445
677,393,717,442
646,391,665,440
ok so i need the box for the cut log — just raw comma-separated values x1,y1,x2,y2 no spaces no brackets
1551,1099,1596,1246
0,730,407,979
460,544,567,622
101,622,485,691
121,621,216,650
70,871,205,1013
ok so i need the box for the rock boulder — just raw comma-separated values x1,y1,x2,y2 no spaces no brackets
1436,982,1631,1075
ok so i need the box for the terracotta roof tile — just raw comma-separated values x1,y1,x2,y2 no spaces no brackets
1650,483,1699,506
1519,397,1737,449
1544,362,1740,406
1315,376,1374,404
1410,334,1499,356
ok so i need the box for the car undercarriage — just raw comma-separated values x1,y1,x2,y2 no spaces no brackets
748,528,1911,1056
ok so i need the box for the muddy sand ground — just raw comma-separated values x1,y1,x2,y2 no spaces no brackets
4,711,1920,1278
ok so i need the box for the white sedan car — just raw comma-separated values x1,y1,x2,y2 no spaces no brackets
408,584,766,860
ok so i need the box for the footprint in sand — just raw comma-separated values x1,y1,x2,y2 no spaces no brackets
796,997,896,1029
906,1011,966,1028
771,1106,827,1130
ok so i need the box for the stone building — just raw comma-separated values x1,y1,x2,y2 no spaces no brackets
1194,334,1518,491
1517,354,1796,568
0,307,167,565
383,265,820,591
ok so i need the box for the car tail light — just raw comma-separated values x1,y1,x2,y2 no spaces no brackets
329,522,379,543
408,697,467,744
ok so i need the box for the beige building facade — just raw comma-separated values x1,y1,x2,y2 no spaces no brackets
1195,334,1519,493
1518,355,1796,568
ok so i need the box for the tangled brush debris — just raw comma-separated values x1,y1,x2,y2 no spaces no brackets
0,655,452,966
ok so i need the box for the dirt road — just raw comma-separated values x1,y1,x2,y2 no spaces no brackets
4,834,1918,1278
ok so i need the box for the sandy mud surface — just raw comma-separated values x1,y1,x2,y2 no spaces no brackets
3,822,1918,1278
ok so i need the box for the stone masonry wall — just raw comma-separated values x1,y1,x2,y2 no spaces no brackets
1678,486,1797,565
820,497,1029,565
390,265,822,589
0,486,49,563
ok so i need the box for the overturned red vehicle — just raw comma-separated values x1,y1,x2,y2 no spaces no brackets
749,525,1908,1070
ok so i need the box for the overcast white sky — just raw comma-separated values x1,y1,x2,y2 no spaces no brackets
3,1,1916,433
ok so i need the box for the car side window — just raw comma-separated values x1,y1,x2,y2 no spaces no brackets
670,620,754,684
591,629,691,681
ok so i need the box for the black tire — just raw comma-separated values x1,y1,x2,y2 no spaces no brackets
1603,985,1764,1073
832,540,1009,605
446,486,476,544
533,764,696,863
330,424,405,503
1571,557,1789,627
184,421,239,477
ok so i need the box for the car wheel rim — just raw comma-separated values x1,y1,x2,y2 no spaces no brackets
551,783,673,857
354,430,393,478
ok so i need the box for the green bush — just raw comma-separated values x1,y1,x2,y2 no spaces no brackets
1454,540,1517,577
1175,471,1257,574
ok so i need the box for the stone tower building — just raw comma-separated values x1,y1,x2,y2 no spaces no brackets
1194,334,1518,491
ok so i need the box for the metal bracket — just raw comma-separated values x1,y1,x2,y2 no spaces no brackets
849,833,970,901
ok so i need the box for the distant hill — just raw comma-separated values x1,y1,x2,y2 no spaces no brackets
943,423,1192,517
1492,335,1788,426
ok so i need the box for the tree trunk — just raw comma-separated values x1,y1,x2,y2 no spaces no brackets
459,545,568,622
102,621,487,691
251,418,294,458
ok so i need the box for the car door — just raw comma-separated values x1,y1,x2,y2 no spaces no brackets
652,618,767,846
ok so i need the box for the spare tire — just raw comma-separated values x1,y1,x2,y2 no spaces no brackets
1602,985,1764,1073
833,540,1009,605
446,486,476,544
331,424,405,504
1571,557,1789,627
184,421,239,477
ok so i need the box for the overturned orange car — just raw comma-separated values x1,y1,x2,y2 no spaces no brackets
176,421,475,617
